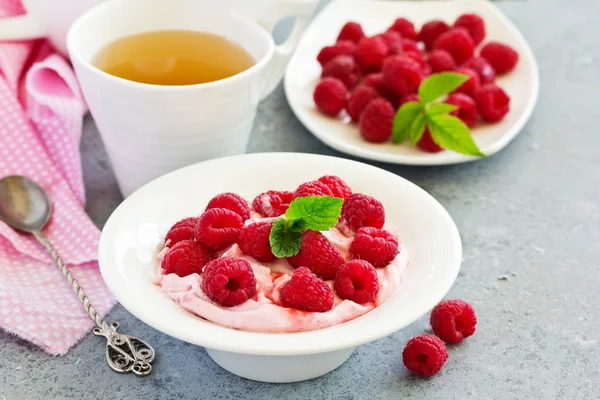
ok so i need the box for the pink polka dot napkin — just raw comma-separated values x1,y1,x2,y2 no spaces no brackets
0,1,116,355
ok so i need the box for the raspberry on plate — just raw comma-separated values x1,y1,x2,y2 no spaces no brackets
388,17,418,40
417,128,443,153
161,239,211,277
399,93,420,106
461,56,496,84
453,66,480,96
287,230,345,280
427,49,456,73
334,260,379,304
402,334,448,377
362,73,385,93
280,267,334,312
447,93,478,128
382,55,423,96
252,190,293,218
419,20,450,51
165,217,198,246
195,208,244,251
201,257,257,307
337,21,365,44
379,30,403,55
293,180,334,199
434,27,475,64
338,193,385,234
206,192,250,222
317,40,356,66
350,227,399,268
346,85,381,122
318,175,353,199
430,299,477,343
359,98,395,143
238,220,275,263
313,77,348,116
321,55,361,89
354,36,389,72
454,13,486,45
474,83,510,122
480,41,519,74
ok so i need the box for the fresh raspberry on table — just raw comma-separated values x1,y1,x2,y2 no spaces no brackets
338,193,385,234
447,92,478,128
287,230,345,280
480,41,519,74
454,13,486,45
321,55,361,89
161,239,211,277
334,260,379,304
417,128,443,153
430,299,477,343
313,77,348,116
292,180,334,199
379,30,403,55
419,20,450,51
201,257,257,307
400,38,421,54
237,220,275,262
280,267,334,312
359,98,395,143
454,66,480,96
427,49,456,73
252,190,293,218
165,217,198,246
195,208,244,251
346,85,381,121
474,83,510,122
362,73,385,93
337,21,365,44
206,192,250,222
388,17,418,40
317,40,356,66
382,55,423,96
350,227,399,268
399,93,420,106
354,36,389,72
434,28,475,64
461,57,496,84
402,334,448,377
318,175,353,199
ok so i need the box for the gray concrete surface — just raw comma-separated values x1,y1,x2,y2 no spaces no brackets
1,0,599,398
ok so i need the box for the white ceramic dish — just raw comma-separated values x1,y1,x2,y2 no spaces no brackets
284,0,539,165
98,153,462,382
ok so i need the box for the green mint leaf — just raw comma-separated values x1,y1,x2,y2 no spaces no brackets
392,101,423,144
409,113,427,146
426,103,457,116
418,72,469,104
286,218,307,233
427,114,486,157
269,217,303,257
285,195,343,231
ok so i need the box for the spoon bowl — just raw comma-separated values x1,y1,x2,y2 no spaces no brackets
0,175,52,232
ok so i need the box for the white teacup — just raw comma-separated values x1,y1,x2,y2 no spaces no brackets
67,0,317,197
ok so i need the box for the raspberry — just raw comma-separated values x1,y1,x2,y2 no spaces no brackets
399,93,420,106
480,42,519,74
237,220,275,262
252,190,293,218
382,55,423,96
402,334,448,377
280,267,334,312
317,41,356,66
430,299,477,344
334,260,379,304
388,17,418,40
337,21,365,44
165,217,198,246
359,98,395,143
404,50,427,72
195,208,243,251
206,192,250,222
287,230,344,279
434,28,474,64
363,73,385,93
379,30,403,55
350,227,399,268
461,57,496,84
201,257,257,307
313,77,348,116
161,239,211,277
419,20,450,51
454,66,480,96
417,128,443,153
400,38,421,54
454,13,485,45
474,83,510,122
321,55,361,89
354,36,389,72
346,85,381,121
427,49,456,73
293,180,334,199
338,193,385,234
447,93,478,128
318,175,353,199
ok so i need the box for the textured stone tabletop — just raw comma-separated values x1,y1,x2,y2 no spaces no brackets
1,0,599,398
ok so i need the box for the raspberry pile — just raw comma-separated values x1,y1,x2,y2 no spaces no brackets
313,15,518,152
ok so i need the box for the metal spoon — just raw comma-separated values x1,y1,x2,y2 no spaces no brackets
0,175,155,376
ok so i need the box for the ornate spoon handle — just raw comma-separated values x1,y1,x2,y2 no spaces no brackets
33,231,155,376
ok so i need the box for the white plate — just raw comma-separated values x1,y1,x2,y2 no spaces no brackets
284,0,539,165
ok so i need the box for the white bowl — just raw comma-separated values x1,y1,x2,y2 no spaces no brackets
284,0,540,165
98,153,462,382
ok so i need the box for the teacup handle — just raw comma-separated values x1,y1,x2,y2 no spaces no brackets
0,14,46,41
